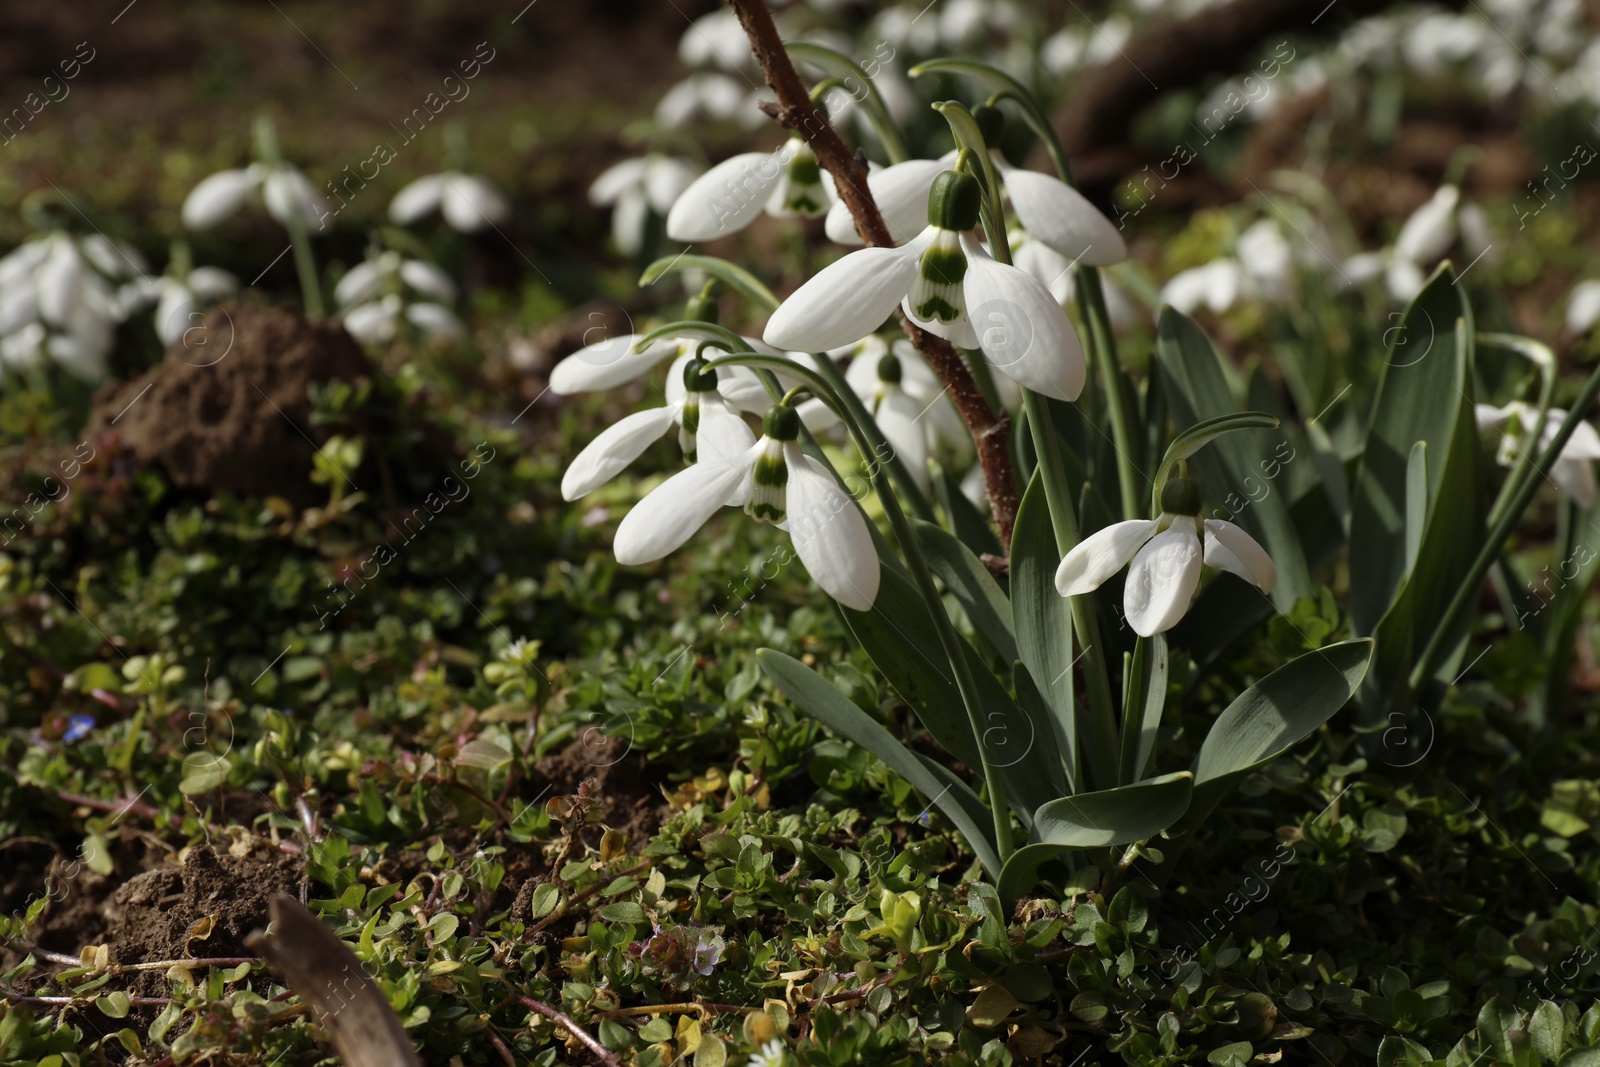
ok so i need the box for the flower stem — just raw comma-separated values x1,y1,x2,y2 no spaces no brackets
253,116,325,318
1074,267,1143,519
1409,354,1600,693
726,0,1018,550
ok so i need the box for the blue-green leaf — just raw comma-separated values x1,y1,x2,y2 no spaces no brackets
1184,639,1373,829
758,649,1000,876
1010,473,1080,784
913,519,1016,665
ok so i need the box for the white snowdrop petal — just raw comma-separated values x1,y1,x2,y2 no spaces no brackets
1123,526,1203,637
613,447,755,564
695,399,758,482
1560,418,1600,461
589,159,649,206
875,390,930,492
400,260,457,303
390,175,447,224
1551,456,1599,509
1055,519,1159,596
405,302,467,343
1203,519,1277,592
1002,166,1127,265
37,239,84,328
183,169,258,230
263,169,326,231
961,248,1086,401
783,448,880,610
666,152,784,242
644,158,702,213
343,301,399,343
1394,185,1460,264
1565,280,1600,335
155,288,196,347
549,335,683,394
763,241,923,352
442,174,510,231
561,405,678,501
186,267,238,301
335,262,383,307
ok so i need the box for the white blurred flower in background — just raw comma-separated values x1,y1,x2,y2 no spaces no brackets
183,162,327,232
335,249,465,346
390,172,511,233
589,155,702,256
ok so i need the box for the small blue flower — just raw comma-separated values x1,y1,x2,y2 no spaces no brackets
63,714,95,743
691,928,726,976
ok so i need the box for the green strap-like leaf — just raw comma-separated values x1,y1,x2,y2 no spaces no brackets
638,255,779,312
1009,473,1084,788
999,772,1194,905
1118,634,1168,786
912,519,1016,665
1182,639,1373,829
758,649,1001,877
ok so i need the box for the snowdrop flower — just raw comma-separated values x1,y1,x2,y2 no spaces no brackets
655,72,750,128
1163,259,1247,315
562,357,754,501
1566,280,1600,335
389,171,511,233
183,162,327,232
149,266,237,347
1010,228,1075,305
1476,401,1600,508
823,134,1126,267
666,138,836,243
547,323,779,416
801,337,965,491
1055,477,1276,637
765,170,1086,402
614,402,881,610
1395,184,1461,265
336,250,464,346
0,234,127,382
677,8,759,74
589,155,702,256
1236,219,1295,299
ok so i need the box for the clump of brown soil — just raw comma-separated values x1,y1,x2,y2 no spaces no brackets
532,734,670,851
26,843,304,994
85,302,374,506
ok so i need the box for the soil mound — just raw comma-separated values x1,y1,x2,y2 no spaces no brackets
86,302,374,506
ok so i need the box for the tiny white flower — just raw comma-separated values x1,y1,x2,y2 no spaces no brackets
590,155,703,256
666,137,836,242
1476,401,1600,508
749,1038,790,1067
335,250,464,346
562,355,755,501
151,266,237,347
390,171,511,233
613,402,881,610
1055,477,1276,637
765,169,1086,402
183,162,327,232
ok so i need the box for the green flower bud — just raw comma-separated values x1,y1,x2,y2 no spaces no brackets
685,293,720,325
927,170,982,232
876,351,903,385
1159,476,1203,516
762,402,801,442
972,104,1005,147
681,357,718,394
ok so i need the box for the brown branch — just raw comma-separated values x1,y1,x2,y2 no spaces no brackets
730,0,1018,549
514,994,623,1067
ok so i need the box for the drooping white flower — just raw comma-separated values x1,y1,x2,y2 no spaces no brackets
562,356,754,500
0,233,132,383
655,72,750,128
548,328,782,415
335,250,464,346
1395,184,1462,265
1476,401,1600,508
1565,280,1600,335
1055,477,1276,637
613,401,881,610
183,163,328,232
1162,259,1246,315
765,170,1086,402
800,337,965,491
590,155,703,256
389,172,511,233
666,137,836,242
1010,228,1075,305
822,147,1126,267
147,266,237,347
